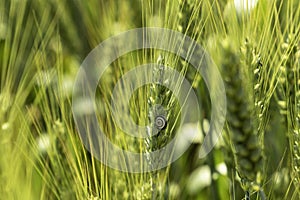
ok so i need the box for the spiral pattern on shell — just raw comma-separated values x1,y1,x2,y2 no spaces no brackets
155,115,167,130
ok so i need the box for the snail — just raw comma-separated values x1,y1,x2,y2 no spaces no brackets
155,115,167,130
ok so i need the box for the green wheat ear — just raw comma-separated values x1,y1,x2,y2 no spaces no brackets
144,55,171,199
278,33,300,187
220,37,266,196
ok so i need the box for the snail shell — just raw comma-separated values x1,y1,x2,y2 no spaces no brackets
155,115,167,130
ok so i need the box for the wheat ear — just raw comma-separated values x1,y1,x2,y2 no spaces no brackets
278,34,300,187
221,38,266,199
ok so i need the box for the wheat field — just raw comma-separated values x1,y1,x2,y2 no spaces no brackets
0,0,299,199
